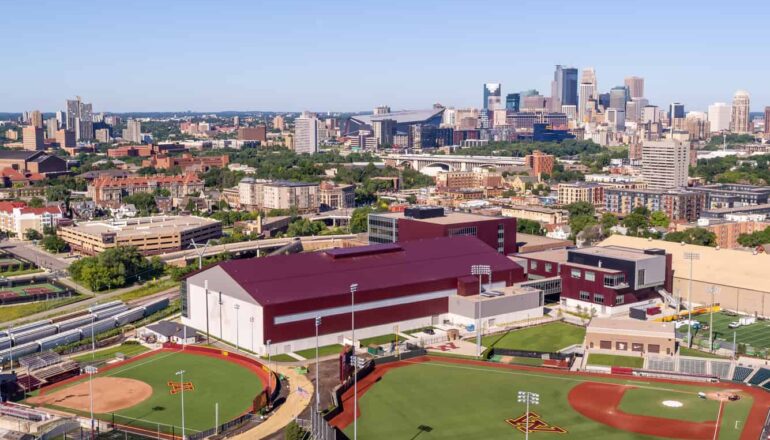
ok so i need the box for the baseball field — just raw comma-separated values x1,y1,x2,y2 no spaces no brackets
28,347,271,435
332,356,770,440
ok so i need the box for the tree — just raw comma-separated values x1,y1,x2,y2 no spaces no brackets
286,218,327,237
28,197,44,208
41,235,68,253
350,207,373,233
24,229,42,241
600,213,618,235
517,219,544,235
663,228,717,247
69,246,165,291
622,210,650,236
123,192,157,215
737,226,770,248
650,211,670,228
566,201,595,218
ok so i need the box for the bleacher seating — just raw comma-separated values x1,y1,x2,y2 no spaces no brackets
19,351,61,371
678,358,707,376
647,357,675,372
748,368,770,385
733,366,754,382
710,361,732,379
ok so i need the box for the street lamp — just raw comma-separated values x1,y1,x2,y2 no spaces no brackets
175,370,186,440
471,264,491,357
517,391,540,440
189,239,213,270
350,282,359,440
315,316,322,414
234,304,240,351
683,252,700,346
85,365,98,437
204,280,211,344
706,285,719,352
249,316,255,353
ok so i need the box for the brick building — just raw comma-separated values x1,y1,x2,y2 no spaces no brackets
87,174,204,208
143,153,229,172
524,150,555,176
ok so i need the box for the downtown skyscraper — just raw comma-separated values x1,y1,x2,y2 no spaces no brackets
66,96,93,142
731,90,751,134
550,65,578,112
578,68,597,123
483,83,502,110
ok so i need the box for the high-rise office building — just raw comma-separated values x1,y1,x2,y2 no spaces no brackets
373,105,391,115
272,115,285,131
483,83,502,110
764,107,770,136
625,101,640,123
550,65,578,111
372,119,396,147
505,93,520,112
124,119,142,143
66,96,94,142
707,102,731,133
609,86,628,110
56,111,66,128
669,103,685,121
29,110,43,129
731,90,751,134
578,68,597,124
293,113,319,154
22,126,44,151
605,108,626,131
56,129,76,148
642,105,659,123
624,76,644,99
641,139,689,190
45,117,58,139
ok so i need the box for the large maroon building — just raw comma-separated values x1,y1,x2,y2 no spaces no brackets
182,236,528,354
368,207,518,254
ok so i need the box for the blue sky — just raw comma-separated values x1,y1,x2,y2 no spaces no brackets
2,0,768,113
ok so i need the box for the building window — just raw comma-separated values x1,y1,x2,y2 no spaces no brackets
616,342,627,351
615,295,625,305
571,268,581,279
545,263,553,273
604,273,626,287
579,291,590,301
530,261,538,270
648,344,660,353
632,343,644,352
448,226,477,237
637,269,646,286
594,294,604,304
600,340,612,349
585,271,595,282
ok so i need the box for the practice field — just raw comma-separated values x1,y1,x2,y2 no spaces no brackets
29,348,267,434
695,312,770,350
481,321,586,352
333,357,769,440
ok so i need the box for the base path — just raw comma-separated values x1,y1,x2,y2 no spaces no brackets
568,382,716,440
28,377,152,413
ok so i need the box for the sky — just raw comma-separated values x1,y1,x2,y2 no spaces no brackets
2,0,769,113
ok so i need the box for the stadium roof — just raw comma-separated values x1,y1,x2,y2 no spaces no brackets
350,108,445,126
218,236,521,306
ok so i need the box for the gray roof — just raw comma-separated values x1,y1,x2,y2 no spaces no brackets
350,108,444,126
0,150,43,160
145,320,198,338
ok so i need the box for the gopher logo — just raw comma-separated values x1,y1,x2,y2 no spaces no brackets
167,381,195,394
506,412,567,433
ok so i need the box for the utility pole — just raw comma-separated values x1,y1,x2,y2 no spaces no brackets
315,316,322,414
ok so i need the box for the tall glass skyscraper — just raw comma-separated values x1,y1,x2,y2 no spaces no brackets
483,83,502,110
551,65,578,111
505,93,520,112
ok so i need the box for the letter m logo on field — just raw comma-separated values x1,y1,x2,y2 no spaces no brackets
506,412,567,434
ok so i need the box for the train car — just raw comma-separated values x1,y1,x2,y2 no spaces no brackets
93,305,129,321
38,330,82,352
12,325,57,346
0,342,40,364
142,298,170,317
9,320,53,336
88,301,124,314
113,308,145,326
56,314,96,333
0,337,11,351
77,319,116,339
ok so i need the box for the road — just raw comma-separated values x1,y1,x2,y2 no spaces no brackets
1,240,73,272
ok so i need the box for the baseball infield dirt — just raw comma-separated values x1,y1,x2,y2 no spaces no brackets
28,377,152,413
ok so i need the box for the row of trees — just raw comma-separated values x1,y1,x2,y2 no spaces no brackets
737,226,770,248
69,246,165,291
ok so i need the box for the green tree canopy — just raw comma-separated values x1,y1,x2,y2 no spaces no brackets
663,228,717,247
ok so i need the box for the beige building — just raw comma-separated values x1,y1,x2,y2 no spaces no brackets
55,129,76,148
60,215,222,256
0,202,63,238
501,205,568,225
586,317,675,355
263,181,319,213
22,126,44,151
600,235,770,317
731,90,751,134
318,181,355,210
676,219,770,249
641,139,689,190
557,182,604,207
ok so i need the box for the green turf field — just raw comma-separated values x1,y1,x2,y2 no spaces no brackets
482,322,586,352
72,343,149,363
293,344,343,359
678,347,729,359
359,333,401,346
587,354,644,368
344,360,753,440
695,312,770,350
42,350,263,433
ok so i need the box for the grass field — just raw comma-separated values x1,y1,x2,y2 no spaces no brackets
0,295,84,321
37,350,263,433
587,353,644,368
293,344,343,359
359,334,401,347
115,279,179,303
72,343,149,363
481,322,586,352
679,347,729,359
695,312,770,350
344,360,754,440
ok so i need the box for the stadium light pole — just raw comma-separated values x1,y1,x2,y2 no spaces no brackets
517,391,540,440
91,315,96,360
315,316,322,414
706,285,719,352
350,282,359,440
249,316,255,353
176,370,186,440
683,252,700,346
234,303,240,351
204,279,211,344
471,265,491,357
85,365,98,438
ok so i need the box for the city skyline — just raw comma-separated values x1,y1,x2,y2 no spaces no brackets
3,0,770,112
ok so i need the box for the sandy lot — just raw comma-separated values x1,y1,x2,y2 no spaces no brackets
29,377,153,413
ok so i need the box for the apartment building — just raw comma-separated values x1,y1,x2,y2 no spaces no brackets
557,182,604,207
0,202,63,237
262,181,319,213
318,181,355,210
641,139,689,190
675,218,770,249
143,153,229,172
501,205,568,225
690,184,770,209
59,215,222,256
87,174,204,208
435,169,503,190
524,150,555,176
604,188,705,222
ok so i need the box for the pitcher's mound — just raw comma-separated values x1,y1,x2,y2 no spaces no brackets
29,377,153,413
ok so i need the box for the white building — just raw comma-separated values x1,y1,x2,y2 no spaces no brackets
731,90,751,134
293,113,319,154
605,108,625,131
124,119,142,143
708,102,732,133
641,139,689,190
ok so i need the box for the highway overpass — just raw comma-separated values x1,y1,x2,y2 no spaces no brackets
384,153,526,172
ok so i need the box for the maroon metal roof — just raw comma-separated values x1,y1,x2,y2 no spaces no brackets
218,236,521,306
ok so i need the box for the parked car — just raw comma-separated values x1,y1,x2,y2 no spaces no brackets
728,321,741,329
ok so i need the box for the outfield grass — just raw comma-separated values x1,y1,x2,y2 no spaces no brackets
293,344,343,359
0,295,84,321
39,350,263,433
71,343,149,363
359,334,400,347
481,322,586,352
587,354,644,368
695,312,770,350
345,360,751,440
679,347,730,359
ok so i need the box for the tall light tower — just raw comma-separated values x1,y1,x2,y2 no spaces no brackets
517,391,540,440
85,365,98,437
234,304,240,351
706,285,719,352
683,252,700,346
314,316,322,414
471,264,491,357
350,282,359,440
176,370,186,440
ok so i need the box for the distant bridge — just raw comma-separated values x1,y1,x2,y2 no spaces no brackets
383,154,526,172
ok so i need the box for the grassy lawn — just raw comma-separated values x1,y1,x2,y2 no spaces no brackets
618,387,720,423
481,322,586,352
71,343,150,363
587,353,644,368
115,279,179,303
679,346,730,359
261,353,297,362
695,312,770,350
344,360,752,439
0,295,84,322
359,333,401,347
293,344,343,359
34,351,262,433
2,268,44,277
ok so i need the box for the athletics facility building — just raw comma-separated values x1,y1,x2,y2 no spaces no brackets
182,236,534,355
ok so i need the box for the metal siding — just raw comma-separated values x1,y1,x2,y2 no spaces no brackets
12,325,57,345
